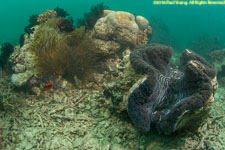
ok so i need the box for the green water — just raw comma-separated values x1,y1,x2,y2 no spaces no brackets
1,0,225,50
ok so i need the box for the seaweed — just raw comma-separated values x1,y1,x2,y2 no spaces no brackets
24,14,39,34
19,33,25,47
54,6,70,18
0,42,14,68
30,18,100,81
29,14,39,26
76,18,86,28
76,2,109,30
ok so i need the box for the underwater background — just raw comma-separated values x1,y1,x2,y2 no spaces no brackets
0,0,225,150
1,0,225,50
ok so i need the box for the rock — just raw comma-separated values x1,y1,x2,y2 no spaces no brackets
135,16,149,30
32,87,41,96
93,39,121,55
93,11,152,52
127,44,217,134
103,9,115,16
93,11,139,48
13,64,26,73
64,108,75,120
37,10,57,23
11,71,33,86
208,49,225,80
61,80,68,89
9,34,36,88
208,49,225,63
147,26,152,35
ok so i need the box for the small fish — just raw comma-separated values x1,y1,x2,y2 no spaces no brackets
44,80,54,92
43,76,61,92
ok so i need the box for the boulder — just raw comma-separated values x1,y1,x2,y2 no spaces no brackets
93,11,145,48
11,71,33,86
136,16,149,30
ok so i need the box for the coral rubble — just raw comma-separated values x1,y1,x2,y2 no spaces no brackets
127,44,217,134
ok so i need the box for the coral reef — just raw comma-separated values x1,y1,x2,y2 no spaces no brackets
0,42,14,68
127,44,217,134
37,10,57,23
9,9,152,92
76,2,109,30
9,39,36,87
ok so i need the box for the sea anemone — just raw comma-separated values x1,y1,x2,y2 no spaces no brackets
30,18,101,82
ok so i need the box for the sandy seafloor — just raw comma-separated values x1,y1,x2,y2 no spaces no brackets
0,67,224,150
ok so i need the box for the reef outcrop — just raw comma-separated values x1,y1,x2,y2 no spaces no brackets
127,44,217,134
37,10,57,23
9,35,37,87
9,9,153,95
93,10,152,52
